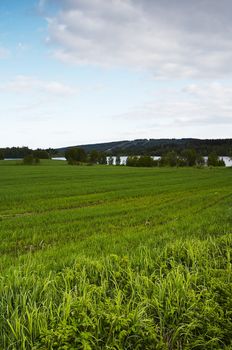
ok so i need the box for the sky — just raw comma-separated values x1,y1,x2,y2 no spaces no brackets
0,0,232,148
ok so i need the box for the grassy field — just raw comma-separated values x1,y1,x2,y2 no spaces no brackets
0,160,232,349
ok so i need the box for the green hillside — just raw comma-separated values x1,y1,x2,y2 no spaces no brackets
57,138,232,156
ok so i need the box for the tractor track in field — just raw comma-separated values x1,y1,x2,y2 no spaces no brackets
0,192,182,220
0,192,231,227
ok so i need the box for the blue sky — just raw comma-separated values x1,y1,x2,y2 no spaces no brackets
1,0,232,148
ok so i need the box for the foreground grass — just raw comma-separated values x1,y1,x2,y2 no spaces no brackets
0,161,231,349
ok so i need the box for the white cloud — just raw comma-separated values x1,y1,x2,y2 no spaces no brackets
116,82,232,128
44,0,232,79
0,76,78,96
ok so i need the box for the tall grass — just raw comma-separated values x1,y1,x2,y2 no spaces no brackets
1,235,232,349
0,162,231,348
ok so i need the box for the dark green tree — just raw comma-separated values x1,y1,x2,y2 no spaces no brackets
98,152,107,165
137,156,154,167
207,152,219,166
23,154,40,165
89,150,99,164
65,148,76,162
108,156,114,165
196,154,205,166
126,156,139,167
0,150,4,160
207,152,225,167
3,146,32,159
181,149,197,166
33,149,50,159
229,150,232,161
23,154,34,165
115,155,121,166
65,148,87,164
161,151,178,167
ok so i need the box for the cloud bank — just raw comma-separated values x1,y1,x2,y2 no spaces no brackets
45,0,232,79
118,82,232,128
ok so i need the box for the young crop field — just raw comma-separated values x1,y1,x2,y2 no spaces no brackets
0,160,232,349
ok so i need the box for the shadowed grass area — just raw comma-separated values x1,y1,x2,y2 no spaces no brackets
0,161,231,349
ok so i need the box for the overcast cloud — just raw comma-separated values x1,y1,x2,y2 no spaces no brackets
46,0,232,79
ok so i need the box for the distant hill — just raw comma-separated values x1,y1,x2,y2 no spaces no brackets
56,138,232,156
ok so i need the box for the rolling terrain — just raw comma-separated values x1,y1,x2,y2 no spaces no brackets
56,138,232,156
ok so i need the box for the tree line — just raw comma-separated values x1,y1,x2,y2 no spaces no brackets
126,150,226,167
57,138,232,156
110,138,232,157
0,146,230,168
65,147,227,167
0,147,56,160
65,148,107,165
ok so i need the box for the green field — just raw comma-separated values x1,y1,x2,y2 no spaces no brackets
0,160,232,349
